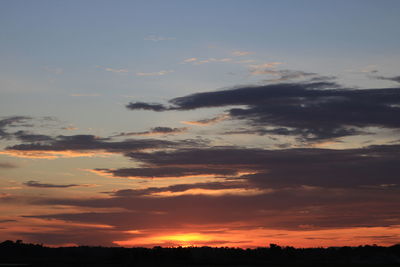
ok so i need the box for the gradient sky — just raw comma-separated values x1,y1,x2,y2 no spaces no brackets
1,0,400,248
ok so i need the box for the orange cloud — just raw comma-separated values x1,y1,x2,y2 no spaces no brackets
182,114,229,126
149,187,272,197
0,150,112,159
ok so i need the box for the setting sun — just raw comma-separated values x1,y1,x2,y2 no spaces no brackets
155,233,211,247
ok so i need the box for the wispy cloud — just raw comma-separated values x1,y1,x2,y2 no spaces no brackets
104,67,129,73
70,94,100,97
182,57,198,63
113,127,188,137
24,180,94,188
181,57,233,65
248,62,283,75
194,58,233,65
61,125,78,131
136,70,174,76
373,75,400,83
232,50,254,56
144,35,176,41
182,114,229,126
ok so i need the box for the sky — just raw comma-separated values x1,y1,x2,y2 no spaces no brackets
1,0,400,248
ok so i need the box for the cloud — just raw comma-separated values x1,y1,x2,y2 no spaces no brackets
136,70,174,76
0,219,17,223
109,181,249,197
248,65,319,82
181,57,237,65
28,179,400,232
0,162,17,169
144,35,176,41
2,134,190,158
232,50,253,56
92,166,241,179
70,94,100,97
113,127,188,137
374,75,400,83
126,102,168,112
104,67,129,73
265,70,318,81
182,57,198,63
182,114,229,126
61,125,78,131
248,62,283,75
126,144,400,189
193,58,233,65
0,116,32,139
126,81,400,140
24,180,90,188
223,126,364,142
13,130,54,142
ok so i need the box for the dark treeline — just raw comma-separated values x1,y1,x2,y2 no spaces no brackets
1,240,400,266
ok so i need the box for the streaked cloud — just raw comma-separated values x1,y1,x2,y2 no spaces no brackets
113,127,188,137
232,50,253,56
136,70,174,76
144,35,176,41
373,75,400,83
194,58,233,65
70,93,101,97
24,180,93,188
182,114,229,126
104,67,129,73
248,62,283,75
2,134,191,159
182,57,198,63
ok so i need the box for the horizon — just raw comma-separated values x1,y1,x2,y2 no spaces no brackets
1,0,400,248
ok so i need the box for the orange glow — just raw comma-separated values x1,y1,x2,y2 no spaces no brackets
0,150,113,159
113,225,400,248
162,233,209,243
150,187,272,197
116,232,213,247
89,169,257,180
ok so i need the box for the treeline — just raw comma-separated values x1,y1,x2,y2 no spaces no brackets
1,240,400,266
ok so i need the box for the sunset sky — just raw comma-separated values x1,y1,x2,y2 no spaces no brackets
1,0,400,248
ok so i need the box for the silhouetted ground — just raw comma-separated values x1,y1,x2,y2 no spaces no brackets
1,240,400,266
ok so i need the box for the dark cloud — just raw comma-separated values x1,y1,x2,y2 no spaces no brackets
126,102,168,112
24,180,84,188
5,134,190,153
127,144,400,189
374,75,400,83
95,167,239,179
0,219,16,223
13,130,54,142
262,70,318,81
108,181,245,197
113,127,187,137
0,116,31,139
28,185,400,231
126,82,400,140
223,127,364,142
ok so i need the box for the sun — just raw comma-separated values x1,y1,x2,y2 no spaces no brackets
160,233,211,247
